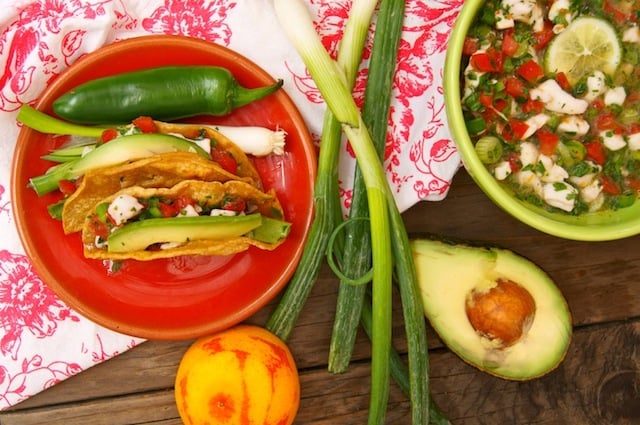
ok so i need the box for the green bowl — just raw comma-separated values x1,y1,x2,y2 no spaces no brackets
443,0,640,241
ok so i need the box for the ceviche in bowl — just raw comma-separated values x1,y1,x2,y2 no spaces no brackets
445,0,640,241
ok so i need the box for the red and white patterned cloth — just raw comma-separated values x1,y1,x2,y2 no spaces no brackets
0,0,463,409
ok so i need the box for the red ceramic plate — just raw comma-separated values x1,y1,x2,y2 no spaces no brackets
11,35,316,340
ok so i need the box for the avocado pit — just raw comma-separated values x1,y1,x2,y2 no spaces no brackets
465,279,536,348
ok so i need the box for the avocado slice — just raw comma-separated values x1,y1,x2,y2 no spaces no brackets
107,213,292,253
411,238,572,380
107,214,261,253
68,133,209,178
29,133,210,196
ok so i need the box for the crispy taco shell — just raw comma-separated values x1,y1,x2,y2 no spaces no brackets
61,151,257,234
153,121,262,187
82,179,287,261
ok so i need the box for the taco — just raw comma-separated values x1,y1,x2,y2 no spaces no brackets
152,120,263,187
81,179,291,261
61,151,257,234
62,121,264,234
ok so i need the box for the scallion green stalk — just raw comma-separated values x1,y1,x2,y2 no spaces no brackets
329,0,406,375
274,1,393,423
266,0,377,340
17,104,105,137
361,293,450,425
29,161,77,196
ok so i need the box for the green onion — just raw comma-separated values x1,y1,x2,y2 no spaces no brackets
338,2,431,422
41,145,94,163
465,116,486,135
195,123,287,156
556,139,586,167
329,0,405,374
274,1,393,423
46,198,66,220
17,104,105,137
474,135,503,164
360,293,450,425
266,0,377,340
29,161,77,196
619,107,639,125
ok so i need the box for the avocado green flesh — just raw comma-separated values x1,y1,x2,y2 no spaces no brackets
68,133,209,178
252,216,292,244
107,214,262,253
411,238,572,380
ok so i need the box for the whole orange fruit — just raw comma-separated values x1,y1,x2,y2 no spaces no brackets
175,324,300,425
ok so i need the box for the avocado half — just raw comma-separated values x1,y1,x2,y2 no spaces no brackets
411,238,572,380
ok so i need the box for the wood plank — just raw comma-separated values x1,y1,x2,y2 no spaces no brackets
2,319,637,424
5,273,416,410
4,169,639,420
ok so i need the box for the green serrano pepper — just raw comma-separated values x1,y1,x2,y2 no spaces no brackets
52,65,284,124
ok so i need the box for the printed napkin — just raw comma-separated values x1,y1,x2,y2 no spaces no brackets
0,0,463,409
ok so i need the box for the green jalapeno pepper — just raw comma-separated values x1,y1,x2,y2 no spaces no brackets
52,65,284,124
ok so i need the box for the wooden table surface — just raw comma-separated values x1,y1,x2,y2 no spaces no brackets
2,169,639,425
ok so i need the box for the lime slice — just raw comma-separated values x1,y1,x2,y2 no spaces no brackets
544,17,622,86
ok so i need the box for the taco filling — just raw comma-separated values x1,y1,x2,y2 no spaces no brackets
83,179,291,261
51,117,268,234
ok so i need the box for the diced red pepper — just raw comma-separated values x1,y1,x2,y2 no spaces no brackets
627,91,640,103
533,21,555,50
493,98,509,112
505,76,527,99
100,128,118,143
591,98,606,110
501,30,519,57
600,175,621,195
595,111,618,132
211,148,238,175
536,128,560,156
58,179,77,196
88,215,109,239
174,195,196,212
470,47,504,73
483,108,501,126
157,202,178,217
498,121,515,143
156,195,197,217
522,99,545,114
627,177,640,192
509,118,530,140
507,151,522,172
479,92,494,108
222,197,247,213
132,116,157,133
517,59,545,83
556,72,572,91
463,37,480,56
604,0,630,23
584,140,607,165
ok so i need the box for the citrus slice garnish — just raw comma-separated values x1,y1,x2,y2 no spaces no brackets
544,17,622,86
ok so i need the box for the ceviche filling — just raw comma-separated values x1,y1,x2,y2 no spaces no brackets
89,192,252,250
462,0,640,214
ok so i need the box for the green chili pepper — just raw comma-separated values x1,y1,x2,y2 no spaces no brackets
52,66,284,124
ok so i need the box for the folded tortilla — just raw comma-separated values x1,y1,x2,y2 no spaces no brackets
62,121,264,234
82,179,288,261
153,121,262,187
